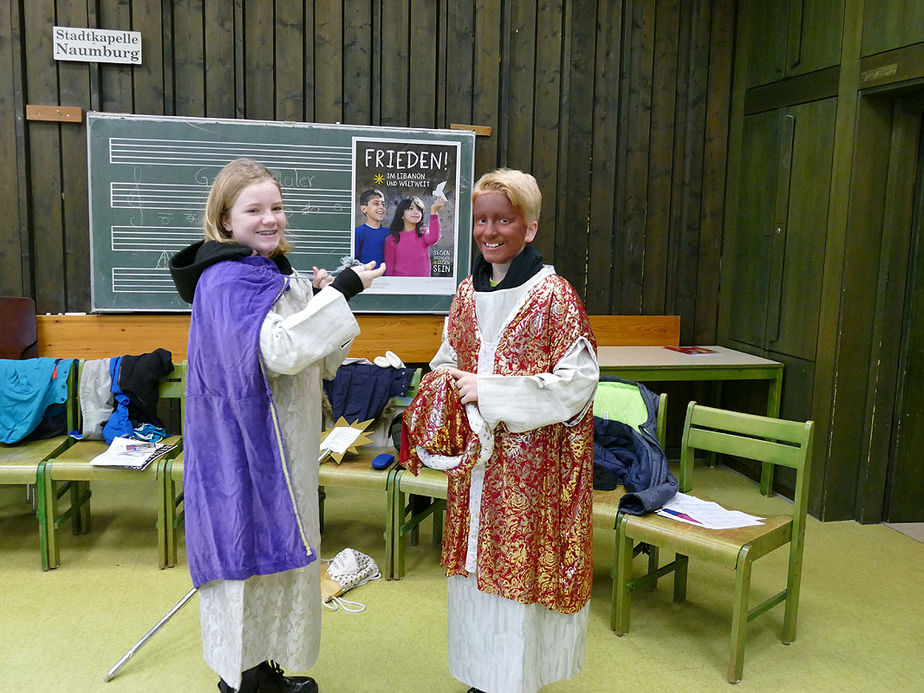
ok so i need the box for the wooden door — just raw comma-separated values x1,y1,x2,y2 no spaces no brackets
886,121,924,521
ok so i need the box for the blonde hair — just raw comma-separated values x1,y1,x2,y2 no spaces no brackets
202,158,292,255
471,168,541,225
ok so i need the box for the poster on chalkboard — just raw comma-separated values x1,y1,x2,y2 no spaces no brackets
86,113,475,313
351,137,460,297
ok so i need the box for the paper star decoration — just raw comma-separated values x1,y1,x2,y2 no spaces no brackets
319,417,374,464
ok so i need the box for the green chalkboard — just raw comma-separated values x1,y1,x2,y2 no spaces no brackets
87,112,475,312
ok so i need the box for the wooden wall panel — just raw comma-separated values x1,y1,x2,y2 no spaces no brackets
5,0,732,350
343,0,373,125
314,0,343,123
172,0,205,116
0,0,23,296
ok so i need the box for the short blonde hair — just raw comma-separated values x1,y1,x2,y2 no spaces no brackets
202,158,292,255
472,168,541,225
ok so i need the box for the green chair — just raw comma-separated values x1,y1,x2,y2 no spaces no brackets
37,361,185,570
590,379,667,629
391,466,448,579
613,401,814,683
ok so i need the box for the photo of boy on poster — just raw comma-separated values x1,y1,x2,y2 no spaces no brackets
351,138,461,297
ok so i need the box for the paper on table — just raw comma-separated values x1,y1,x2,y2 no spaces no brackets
656,492,764,530
320,426,363,456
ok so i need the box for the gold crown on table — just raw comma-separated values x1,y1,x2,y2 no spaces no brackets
319,417,374,464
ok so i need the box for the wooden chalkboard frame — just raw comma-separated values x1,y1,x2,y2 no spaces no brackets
87,112,475,313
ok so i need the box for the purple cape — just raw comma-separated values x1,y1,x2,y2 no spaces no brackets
183,256,316,588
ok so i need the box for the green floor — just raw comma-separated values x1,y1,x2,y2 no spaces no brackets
2,464,922,693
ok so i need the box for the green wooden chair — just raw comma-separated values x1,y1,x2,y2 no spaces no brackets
613,401,814,683
0,360,77,568
391,466,448,579
590,379,668,629
37,361,185,570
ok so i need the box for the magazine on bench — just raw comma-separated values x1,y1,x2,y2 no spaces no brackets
91,436,178,470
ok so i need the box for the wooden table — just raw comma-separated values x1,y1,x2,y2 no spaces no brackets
597,345,784,494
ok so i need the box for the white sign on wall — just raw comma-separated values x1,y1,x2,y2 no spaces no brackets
53,26,142,65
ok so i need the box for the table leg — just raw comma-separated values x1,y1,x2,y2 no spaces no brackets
760,370,784,495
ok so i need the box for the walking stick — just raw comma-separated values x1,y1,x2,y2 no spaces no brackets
103,587,198,682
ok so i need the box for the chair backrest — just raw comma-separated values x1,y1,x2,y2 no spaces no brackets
0,296,38,359
593,379,667,447
679,401,814,528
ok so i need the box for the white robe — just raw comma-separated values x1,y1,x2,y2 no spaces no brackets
198,273,358,689
430,266,599,693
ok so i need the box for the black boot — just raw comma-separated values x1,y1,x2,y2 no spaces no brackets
217,663,261,693
254,660,318,693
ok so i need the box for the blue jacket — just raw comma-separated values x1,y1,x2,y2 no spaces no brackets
593,376,678,515
0,357,73,444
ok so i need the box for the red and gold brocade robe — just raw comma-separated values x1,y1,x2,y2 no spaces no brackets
434,271,596,615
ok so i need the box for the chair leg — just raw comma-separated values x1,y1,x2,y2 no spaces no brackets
73,481,91,533
646,545,659,591
384,469,397,580
36,461,59,571
782,547,804,644
613,517,635,634
672,553,689,603
157,466,168,569
729,556,753,683
393,486,407,580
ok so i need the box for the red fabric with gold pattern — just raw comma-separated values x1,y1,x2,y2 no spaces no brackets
400,369,477,476
441,274,596,615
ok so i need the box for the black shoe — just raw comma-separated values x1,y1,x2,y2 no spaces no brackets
255,660,318,693
217,662,262,693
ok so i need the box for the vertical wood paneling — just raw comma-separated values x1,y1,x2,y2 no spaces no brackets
380,1,410,126
172,0,205,116
670,1,709,345
643,0,680,316
343,0,373,124
23,0,65,313
505,0,537,169
6,0,732,340
56,1,93,310
131,0,164,114
0,0,24,295
204,1,235,118
472,0,501,174
276,1,305,122
585,0,623,312
313,0,343,123
553,0,596,292
614,0,655,313
244,1,274,120
530,0,564,264
409,0,438,128
98,0,133,113
694,0,733,344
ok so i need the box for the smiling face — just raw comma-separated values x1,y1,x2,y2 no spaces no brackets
472,191,538,271
360,194,386,227
402,200,424,229
222,180,287,257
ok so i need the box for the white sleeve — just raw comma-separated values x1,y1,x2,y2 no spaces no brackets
476,336,599,433
428,317,458,370
259,286,360,377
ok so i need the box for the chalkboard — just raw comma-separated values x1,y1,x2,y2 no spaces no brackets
87,112,475,312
